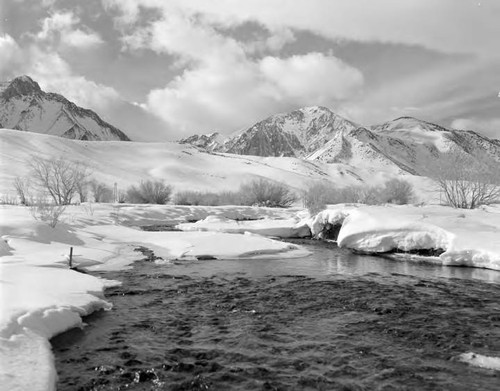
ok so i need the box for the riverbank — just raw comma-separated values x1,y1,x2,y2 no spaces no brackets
2,202,500,390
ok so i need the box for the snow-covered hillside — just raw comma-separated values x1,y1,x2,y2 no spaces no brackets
0,127,432,200
181,107,500,175
0,76,130,141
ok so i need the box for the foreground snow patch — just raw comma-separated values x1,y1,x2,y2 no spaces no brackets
458,352,500,371
0,264,118,391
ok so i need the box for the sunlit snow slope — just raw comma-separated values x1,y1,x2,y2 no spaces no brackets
0,128,412,197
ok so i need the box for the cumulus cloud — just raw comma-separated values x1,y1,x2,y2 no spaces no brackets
142,52,363,132
105,0,500,58
27,47,120,109
0,33,119,111
260,53,363,102
36,10,104,48
105,2,364,133
0,34,23,75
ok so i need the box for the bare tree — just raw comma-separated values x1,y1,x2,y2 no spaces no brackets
28,156,91,205
425,150,500,209
76,180,90,203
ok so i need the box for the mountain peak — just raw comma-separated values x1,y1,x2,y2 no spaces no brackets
0,75,130,141
0,75,42,99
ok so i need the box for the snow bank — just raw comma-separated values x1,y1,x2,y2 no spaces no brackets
175,215,311,238
307,205,500,271
458,352,500,371
337,208,452,253
0,264,118,391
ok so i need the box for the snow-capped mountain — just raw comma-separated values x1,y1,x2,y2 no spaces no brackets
0,75,130,141
178,132,224,151
222,106,359,158
181,107,500,175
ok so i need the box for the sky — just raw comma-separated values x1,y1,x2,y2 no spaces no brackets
1,0,499,141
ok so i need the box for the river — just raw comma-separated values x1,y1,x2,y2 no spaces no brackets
51,240,500,390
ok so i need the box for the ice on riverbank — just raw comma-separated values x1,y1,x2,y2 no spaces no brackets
175,214,311,238
308,204,500,271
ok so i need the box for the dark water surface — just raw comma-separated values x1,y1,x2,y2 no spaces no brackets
52,241,500,390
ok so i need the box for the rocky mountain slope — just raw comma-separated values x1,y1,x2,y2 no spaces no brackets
181,107,500,175
0,75,130,141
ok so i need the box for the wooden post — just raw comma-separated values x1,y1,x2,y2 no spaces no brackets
69,247,73,268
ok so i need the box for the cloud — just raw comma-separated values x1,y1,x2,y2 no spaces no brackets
450,118,500,139
36,10,104,48
0,34,119,111
0,34,22,74
142,52,363,133
104,2,364,134
105,0,500,58
260,53,363,102
121,10,245,64
337,58,500,128
243,27,296,54
27,47,120,109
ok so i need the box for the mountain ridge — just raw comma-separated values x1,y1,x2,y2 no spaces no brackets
0,75,130,141
179,106,500,176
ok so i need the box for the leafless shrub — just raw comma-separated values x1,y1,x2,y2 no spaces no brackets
302,182,337,214
116,189,126,203
239,178,297,208
303,179,414,213
28,156,91,205
81,202,95,216
424,151,500,209
13,177,31,205
379,178,414,205
126,180,173,204
0,193,19,205
90,180,114,203
29,196,66,228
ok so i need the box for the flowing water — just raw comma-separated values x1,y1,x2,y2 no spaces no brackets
52,240,500,390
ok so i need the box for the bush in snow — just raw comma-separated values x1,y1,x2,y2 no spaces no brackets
239,178,297,208
302,182,337,214
29,197,66,228
303,179,414,213
378,178,414,205
126,180,173,204
90,180,114,203
424,150,500,209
